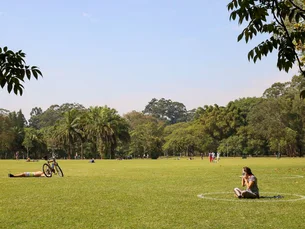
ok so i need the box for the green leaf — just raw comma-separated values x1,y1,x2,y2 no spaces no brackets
13,84,19,95
32,70,38,79
251,26,257,36
247,49,254,61
26,69,31,80
284,64,289,72
230,11,237,20
288,9,295,22
271,39,278,49
245,30,249,43
267,41,273,52
7,82,12,93
227,2,234,11
277,59,283,71
35,69,42,76
234,0,238,8
295,12,301,23
238,15,244,25
237,32,244,42
0,79,5,88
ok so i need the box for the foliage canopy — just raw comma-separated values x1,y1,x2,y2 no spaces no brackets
228,0,305,75
0,47,42,95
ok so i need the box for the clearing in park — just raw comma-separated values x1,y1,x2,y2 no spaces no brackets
1,157,305,229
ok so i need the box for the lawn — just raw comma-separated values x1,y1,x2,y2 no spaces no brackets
1,157,305,229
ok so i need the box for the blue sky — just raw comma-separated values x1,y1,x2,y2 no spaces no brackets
0,0,297,119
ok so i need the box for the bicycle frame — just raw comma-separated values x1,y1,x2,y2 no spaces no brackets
42,154,64,177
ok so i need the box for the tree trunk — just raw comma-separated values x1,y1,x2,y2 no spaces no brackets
67,148,71,159
99,144,105,159
110,144,115,159
80,142,84,159
68,140,73,159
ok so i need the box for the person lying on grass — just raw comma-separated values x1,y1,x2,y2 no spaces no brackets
8,171,45,177
26,157,39,162
234,166,259,198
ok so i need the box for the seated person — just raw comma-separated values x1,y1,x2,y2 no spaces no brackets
89,158,95,163
8,171,45,177
234,166,259,198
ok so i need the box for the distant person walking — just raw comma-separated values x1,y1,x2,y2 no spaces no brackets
216,152,220,162
209,152,212,162
212,152,215,162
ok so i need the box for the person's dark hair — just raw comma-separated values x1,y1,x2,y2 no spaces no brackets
243,167,253,175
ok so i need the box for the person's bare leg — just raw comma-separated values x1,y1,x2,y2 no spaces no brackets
33,171,45,177
234,188,242,198
10,172,26,177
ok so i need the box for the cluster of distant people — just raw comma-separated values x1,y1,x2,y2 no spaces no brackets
208,152,220,163
175,152,221,161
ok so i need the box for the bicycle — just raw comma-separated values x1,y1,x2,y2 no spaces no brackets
42,154,64,178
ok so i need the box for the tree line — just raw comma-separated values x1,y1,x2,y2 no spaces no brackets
1,75,305,159
2,1,305,159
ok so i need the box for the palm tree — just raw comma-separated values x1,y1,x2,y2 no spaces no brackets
72,110,88,159
54,109,82,159
85,106,130,159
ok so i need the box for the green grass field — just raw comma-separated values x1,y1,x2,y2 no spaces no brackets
1,157,305,229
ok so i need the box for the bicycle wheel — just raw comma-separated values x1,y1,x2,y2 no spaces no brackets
42,163,52,178
55,165,64,177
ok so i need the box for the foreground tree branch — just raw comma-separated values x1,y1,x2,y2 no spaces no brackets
0,47,43,95
228,0,305,75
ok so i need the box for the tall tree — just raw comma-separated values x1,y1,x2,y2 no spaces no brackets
7,110,26,154
28,107,43,129
163,122,210,156
130,120,164,159
124,111,164,159
263,82,290,98
85,106,130,159
22,127,46,159
22,127,38,158
0,114,14,158
28,103,86,129
247,96,304,156
54,109,82,159
143,98,188,124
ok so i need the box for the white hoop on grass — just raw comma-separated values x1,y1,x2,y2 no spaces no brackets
197,192,305,202
283,175,304,178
